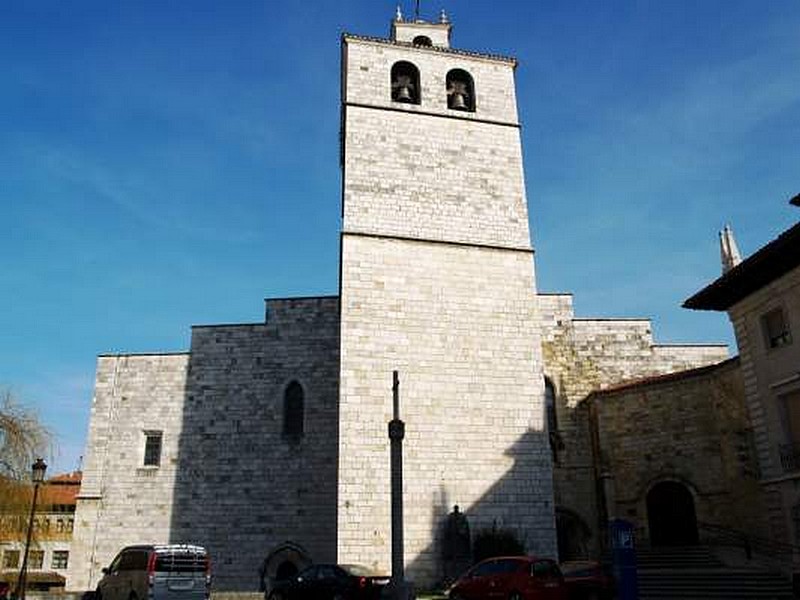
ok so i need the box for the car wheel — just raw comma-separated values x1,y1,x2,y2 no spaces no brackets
586,592,600,600
129,593,137,600
508,592,522,600
332,595,345,600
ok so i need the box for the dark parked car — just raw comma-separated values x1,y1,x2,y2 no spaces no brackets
448,556,568,600
267,564,389,600
96,545,210,600
559,561,613,600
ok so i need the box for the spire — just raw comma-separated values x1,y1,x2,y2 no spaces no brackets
719,224,742,274
439,8,449,24
395,4,403,22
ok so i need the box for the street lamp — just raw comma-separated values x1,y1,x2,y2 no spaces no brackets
14,458,47,600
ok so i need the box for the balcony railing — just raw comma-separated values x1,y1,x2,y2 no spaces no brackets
779,443,800,473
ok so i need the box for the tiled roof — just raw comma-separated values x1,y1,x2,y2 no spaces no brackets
0,471,81,508
43,471,81,506
342,33,517,65
684,221,800,311
48,471,81,484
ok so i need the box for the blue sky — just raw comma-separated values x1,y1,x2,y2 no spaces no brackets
1,1,799,474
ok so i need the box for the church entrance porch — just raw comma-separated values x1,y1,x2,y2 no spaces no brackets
646,481,699,546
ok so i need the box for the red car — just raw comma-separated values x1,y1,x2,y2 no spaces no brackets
448,556,568,600
559,561,614,600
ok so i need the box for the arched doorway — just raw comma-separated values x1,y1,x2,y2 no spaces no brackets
556,508,591,561
646,481,698,546
275,560,298,581
260,542,312,593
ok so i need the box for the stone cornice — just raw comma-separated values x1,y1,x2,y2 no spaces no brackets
342,32,518,67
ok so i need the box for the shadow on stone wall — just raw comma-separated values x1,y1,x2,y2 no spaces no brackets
406,428,556,589
169,298,340,592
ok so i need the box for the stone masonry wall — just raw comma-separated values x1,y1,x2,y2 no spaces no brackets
67,353,190,591
589,358,767,543
172,296,340,591
343,36,519,124
342,37,528,251
537,293,730,557
339,237,555,585
67,297,340,592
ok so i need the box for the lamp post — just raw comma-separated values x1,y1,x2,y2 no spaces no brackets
14,458,47,600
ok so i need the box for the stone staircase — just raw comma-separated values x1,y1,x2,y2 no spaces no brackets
634,546,794,600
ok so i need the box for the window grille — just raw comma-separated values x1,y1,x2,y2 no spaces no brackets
52,550,69,570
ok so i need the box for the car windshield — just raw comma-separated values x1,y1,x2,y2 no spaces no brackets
339,564,383,577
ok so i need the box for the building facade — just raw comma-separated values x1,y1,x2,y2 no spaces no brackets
538,294,731,558
67,13,730,593
584,357,765,549
1,472,81,592
686,205,800,564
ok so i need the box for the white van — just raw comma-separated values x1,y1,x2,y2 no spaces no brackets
96,545,210,600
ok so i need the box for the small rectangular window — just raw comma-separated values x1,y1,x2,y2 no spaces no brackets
143,431,163,467
2,550,20,569
762,307,792,349
52,550,69,570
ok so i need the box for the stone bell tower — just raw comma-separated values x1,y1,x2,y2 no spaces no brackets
338,10,556,584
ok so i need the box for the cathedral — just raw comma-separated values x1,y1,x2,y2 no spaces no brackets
66,12,736,593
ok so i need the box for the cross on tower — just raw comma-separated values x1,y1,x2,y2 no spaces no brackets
415,0,421,21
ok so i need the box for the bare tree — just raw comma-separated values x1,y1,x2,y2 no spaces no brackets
0,389,50,481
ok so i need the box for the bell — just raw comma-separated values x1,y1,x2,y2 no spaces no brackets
396,84,413,103
450,92,468,110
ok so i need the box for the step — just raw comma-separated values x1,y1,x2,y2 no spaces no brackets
604,545,794,600
636,570,793,600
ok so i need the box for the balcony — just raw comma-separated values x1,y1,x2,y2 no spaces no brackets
779,443,800,473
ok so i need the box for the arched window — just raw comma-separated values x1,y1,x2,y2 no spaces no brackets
391,61,420,105
545,377,562,462
413,35,432,47
283,381,304,439
545,377,558,434
446,69,475,112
